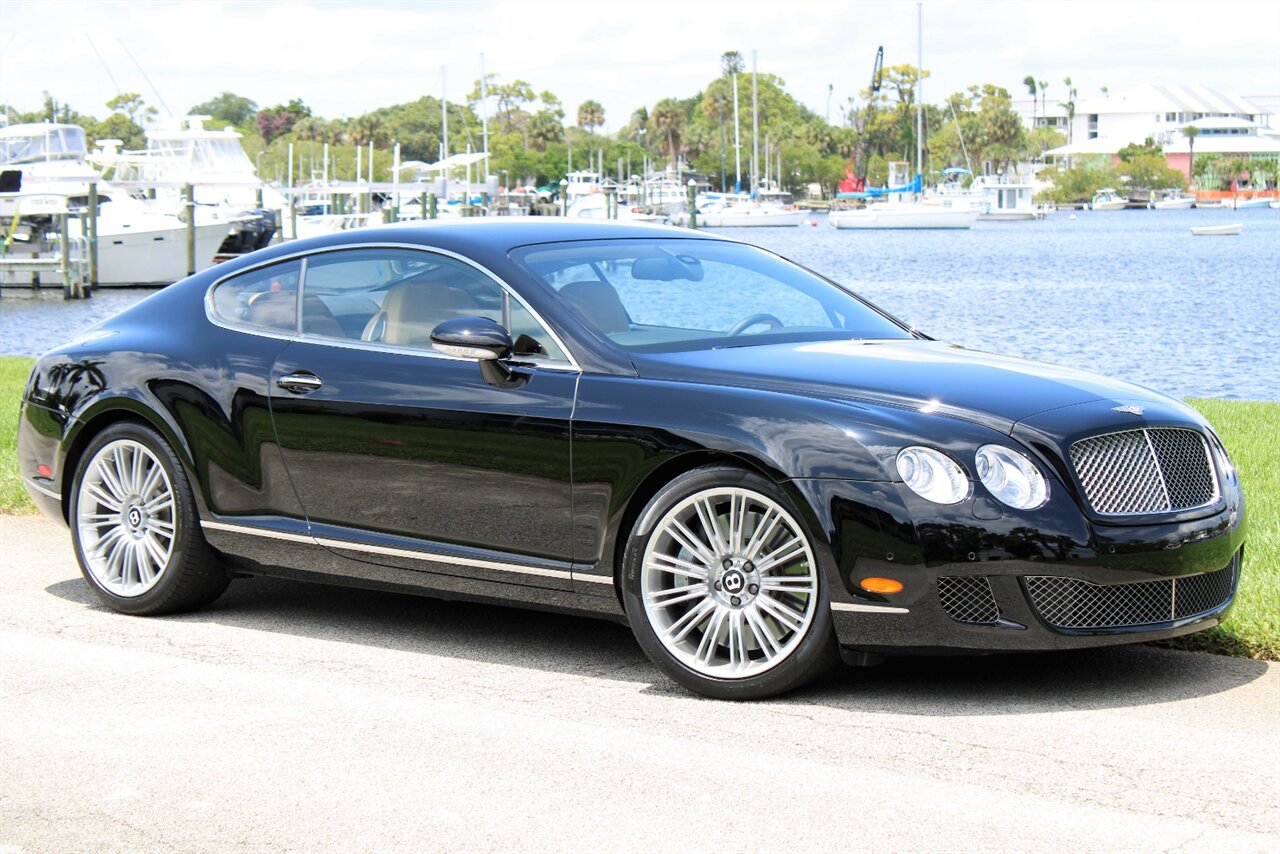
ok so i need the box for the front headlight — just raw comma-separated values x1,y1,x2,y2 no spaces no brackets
975,445,1048,510
896,446,970,504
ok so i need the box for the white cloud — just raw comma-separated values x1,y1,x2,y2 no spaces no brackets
2,0,1276,135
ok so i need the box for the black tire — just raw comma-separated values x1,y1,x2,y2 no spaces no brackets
620,465,838,700
69,421,229,615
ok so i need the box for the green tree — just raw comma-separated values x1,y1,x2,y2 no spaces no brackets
1039,158,1122,203
1022,75,1037,126
974,85,1027,174
649,98,686,165
1182,124,1200,188
189,91,257,127
1118,153,1186,191
105,92,157,128
576,99,604,134
1060,76,1078,144
1117,136,1162,162
721,51,744,76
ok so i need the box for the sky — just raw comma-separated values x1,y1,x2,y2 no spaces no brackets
2,0,1278,134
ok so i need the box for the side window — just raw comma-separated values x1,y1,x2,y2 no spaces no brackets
210,261,302,332
300,247,568,361
302,248,502,346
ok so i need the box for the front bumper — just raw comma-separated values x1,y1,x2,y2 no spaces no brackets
790,478,1246,654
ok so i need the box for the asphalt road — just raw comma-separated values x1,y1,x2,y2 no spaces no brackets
2,514,1277,852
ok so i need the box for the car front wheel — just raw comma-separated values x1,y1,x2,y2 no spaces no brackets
621,466,836,699
70,421,228,615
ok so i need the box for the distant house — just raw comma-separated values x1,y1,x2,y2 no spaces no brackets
1038,84,1280,186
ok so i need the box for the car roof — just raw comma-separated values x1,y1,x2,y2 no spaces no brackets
375,217,712,248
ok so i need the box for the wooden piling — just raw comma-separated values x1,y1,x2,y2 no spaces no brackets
183,183,196,276
428,193,437,220
88,183,99,289
59,214,72,299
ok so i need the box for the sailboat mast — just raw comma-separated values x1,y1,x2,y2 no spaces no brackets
751,50,759,198
732,74,741,192
916,2,923,188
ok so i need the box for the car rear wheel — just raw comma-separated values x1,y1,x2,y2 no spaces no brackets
621,466,837,699
70,422,228,615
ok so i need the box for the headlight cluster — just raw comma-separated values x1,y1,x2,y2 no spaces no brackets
975,445,1048,509
895,447,969,504
896,444,1049,510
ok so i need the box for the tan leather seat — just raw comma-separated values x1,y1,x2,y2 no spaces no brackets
364,279,479,346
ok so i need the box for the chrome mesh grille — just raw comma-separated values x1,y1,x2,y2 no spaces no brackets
1070,428,1217,515
938,576,1000,625
1024,563,1236,630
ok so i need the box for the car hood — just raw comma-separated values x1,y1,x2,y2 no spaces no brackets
630,339,1173,433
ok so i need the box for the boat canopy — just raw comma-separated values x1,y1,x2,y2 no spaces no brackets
0,124,87,166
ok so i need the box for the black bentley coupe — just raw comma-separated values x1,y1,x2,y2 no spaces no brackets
18,219,1246,699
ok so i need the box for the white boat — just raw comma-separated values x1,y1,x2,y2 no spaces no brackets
698,199,807,227
93,116,281,249
1,123,232,285
1223,196,1271,210
566,192,667,223
831,201,980,230
831,161,979,230
1150,190,1196,210
971,175,1041,221
1090,188,1129,211
1190,224,1243,236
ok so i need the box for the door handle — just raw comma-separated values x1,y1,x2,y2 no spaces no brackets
276,372,324,393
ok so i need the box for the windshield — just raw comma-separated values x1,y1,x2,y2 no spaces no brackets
512,238,911,353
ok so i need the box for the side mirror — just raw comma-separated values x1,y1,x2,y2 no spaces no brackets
430,316,513,361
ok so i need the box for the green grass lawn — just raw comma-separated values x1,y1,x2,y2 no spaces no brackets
0,357,35,515
0,354,1275,659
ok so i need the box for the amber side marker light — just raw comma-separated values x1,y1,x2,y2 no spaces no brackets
36,465,52,479
859,577,904,594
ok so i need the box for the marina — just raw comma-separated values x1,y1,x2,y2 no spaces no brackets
4,205,1278,402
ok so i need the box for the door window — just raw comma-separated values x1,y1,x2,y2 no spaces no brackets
299,248,567,361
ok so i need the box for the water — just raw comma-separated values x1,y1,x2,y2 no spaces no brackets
2,206,1278,400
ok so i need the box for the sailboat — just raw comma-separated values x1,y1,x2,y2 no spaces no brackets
829,5,978,231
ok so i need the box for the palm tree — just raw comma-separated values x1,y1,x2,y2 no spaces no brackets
1023,76,1038,127
1062,76,1077,144
576,100,604,134
1182,124,1200,189
649,99,686,166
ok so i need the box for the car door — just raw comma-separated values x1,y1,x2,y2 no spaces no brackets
267,245,579,590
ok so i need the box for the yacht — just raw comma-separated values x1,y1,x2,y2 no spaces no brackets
1,123,233,286
1090,188,1129,211
93,116,278,250
1150,189,1195,210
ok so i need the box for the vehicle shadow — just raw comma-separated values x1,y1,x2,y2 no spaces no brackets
47,574,1269,714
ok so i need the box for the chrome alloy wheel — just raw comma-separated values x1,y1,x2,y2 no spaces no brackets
640,487,819,679
75,438,177,597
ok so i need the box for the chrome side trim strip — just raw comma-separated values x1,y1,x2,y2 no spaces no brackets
314,537,574,581
201,520,313,544
23,478,61,500
831,602,911,615
200,520,574,581
573,573,615,585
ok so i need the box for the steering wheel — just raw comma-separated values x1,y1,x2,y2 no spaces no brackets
727,313,784,336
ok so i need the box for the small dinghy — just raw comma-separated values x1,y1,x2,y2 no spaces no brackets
1190,223,1243,236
